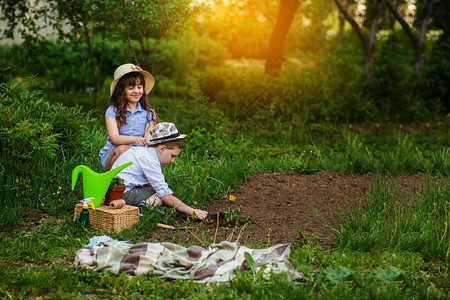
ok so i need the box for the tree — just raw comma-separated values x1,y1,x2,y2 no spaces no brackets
265,0,299,75
431,0,450,40
120,0,194,73
386,0,441,74
0,0,195,108
334,0,386,74
337,0,353,44
0,0,116,109
50,0,118,109
0,1,46,42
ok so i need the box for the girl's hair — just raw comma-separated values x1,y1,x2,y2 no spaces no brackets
110,72,156,127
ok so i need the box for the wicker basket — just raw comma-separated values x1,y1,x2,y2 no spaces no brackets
73,202,139,232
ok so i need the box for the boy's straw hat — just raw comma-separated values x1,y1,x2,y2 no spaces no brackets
147,122,186,146
110,63,155,96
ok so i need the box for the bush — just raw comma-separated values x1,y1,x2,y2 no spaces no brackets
0,40,134,111
421,39,450,115
196,39,447,123
0,80,100,230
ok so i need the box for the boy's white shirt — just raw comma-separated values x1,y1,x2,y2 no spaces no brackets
112,146,173,197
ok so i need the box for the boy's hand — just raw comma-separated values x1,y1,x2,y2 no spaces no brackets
193,209,208,220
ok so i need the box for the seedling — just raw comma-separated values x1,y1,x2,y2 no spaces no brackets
225,194,245,227
109,176,124,187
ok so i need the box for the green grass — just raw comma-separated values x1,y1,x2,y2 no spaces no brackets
1,94,449,298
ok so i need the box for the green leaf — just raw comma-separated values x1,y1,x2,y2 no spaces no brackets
244,252,254,271
324,266,353,285
373,266,411,283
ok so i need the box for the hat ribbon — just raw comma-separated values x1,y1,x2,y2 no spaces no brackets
150,133,180,142
131,65,142,71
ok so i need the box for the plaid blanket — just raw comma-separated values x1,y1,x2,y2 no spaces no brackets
74,241,305,283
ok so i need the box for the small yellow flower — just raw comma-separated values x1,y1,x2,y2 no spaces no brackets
41,242,44,245
58,199,61,202
57,191,60,194
64,237,68,240
425,274,430,278
41,203,44,206
76,238,81,242
41,253,44,256
229,195,236,202
59,186,62,190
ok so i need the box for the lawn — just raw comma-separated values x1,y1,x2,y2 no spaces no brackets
0,86,449,299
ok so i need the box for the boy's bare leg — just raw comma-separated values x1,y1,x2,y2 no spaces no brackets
146,193,163,207
105,144,132,171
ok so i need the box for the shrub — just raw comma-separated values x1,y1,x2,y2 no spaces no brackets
0,80,99,230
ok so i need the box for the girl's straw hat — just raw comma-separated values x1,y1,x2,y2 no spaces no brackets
110,63,155,96
147,122,186,146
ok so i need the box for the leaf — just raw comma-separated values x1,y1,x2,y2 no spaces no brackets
324,266,353,284
244,252,254,271
373,266,411,283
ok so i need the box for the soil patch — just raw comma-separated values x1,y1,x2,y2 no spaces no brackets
20,209,49,231
149,171,431,248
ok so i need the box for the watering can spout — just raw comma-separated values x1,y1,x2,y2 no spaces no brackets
71,161,132,207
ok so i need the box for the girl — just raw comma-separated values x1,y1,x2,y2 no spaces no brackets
99,63,157,171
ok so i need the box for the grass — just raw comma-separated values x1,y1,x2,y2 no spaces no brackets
1,96,449,298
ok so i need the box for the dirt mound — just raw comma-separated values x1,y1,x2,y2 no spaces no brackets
149,171,427,248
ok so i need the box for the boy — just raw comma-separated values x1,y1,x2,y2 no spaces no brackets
111,122,208,220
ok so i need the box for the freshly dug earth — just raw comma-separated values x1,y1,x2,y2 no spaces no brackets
149,171,429,248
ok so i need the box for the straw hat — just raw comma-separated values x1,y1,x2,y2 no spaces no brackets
147,122,186,146
110,63,155,96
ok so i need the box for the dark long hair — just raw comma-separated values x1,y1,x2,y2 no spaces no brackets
110,72,156,127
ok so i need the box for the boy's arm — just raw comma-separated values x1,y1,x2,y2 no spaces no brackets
160,194,208,220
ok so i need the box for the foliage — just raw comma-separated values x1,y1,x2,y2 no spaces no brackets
109,176,124,187
195,40,447,123
121,0,195,67
0,80,99,230
286,0,335,54
421,39,450,115
0,0,200,109
143,33,230,98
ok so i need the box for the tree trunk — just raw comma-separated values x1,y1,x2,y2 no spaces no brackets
83,23,99,110
337,12,345,44
123,0,139,66
386,0,441,74
414,0,440,73
265,0,299,76
334,0,384,74
337,1,351,45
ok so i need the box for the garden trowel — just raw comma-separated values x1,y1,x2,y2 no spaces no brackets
157,223,193,230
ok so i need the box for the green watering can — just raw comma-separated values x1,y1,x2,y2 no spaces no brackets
71,161,133,207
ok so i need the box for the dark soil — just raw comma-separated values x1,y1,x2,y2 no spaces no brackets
20,209,49,231
149,171,430,248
